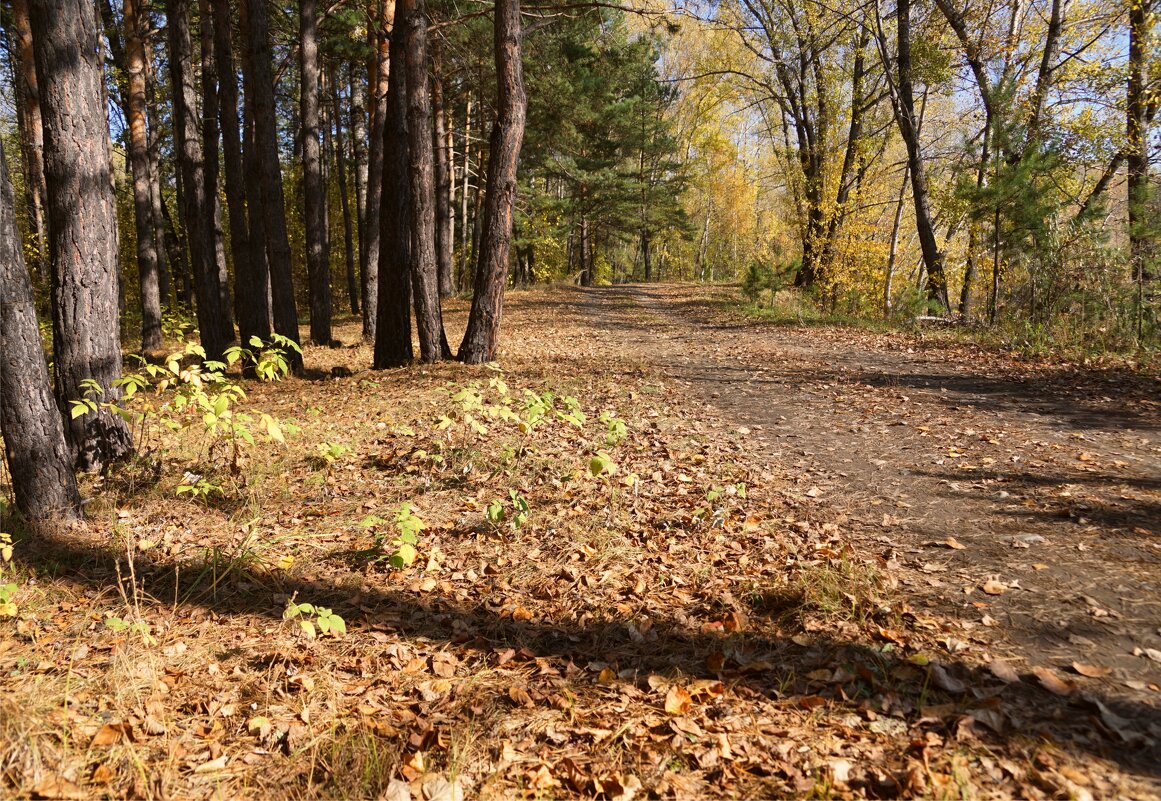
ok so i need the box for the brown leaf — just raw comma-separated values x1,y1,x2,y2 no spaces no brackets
989,659,1020,683
597,666,617,684
508,686,534,707
982,579,1006,596
1071,662,1112,678
31,776,86,800
798,695,827,710
90,721,135,747
664,684,692,716
1032,666,1077,696
931,664,966,694
943,537,966,550
193,754,229,773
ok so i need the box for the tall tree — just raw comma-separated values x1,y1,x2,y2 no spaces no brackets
301,0,332,345
166,0,231,361
1127,0,1155,284
115,0,164,353
400,0,451,361
363,0,395,342
0,146,81,520
209,0,259,346
240,0,302,366
8,0,48,274
875,0,950,312
459,0,527,363
331,62,360,315
432,43,454,296
28,0,134,470
374,7,414,368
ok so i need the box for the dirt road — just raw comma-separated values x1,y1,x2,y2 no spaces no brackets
573,283,1161,696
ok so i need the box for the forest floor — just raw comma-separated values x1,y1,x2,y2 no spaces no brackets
2,283,1160,800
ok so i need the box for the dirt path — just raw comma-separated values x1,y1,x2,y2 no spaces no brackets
577,284,1161,698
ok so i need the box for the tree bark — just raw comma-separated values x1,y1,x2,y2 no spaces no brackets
363,0,394,341
9,0,48,275
121,0,163,352
28,0,135,471
240,0,302,366
144,45,171,307
301,0,332,345
166,0,231,361
459,0,527,363
240,81,272,344
331,62,360,315
349,61,368,279
1127,0,1153,283
0,146,81,520
400,0,451,362
209,0,255,346
432,44,454,297
198,0,234,342
374,9,414,368
889,0,949,312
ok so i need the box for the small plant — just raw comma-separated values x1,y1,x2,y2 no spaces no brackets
589,450,616,477
598,411,628,446
104,615,155,643
283,596,347,638
486,490,530,531
0,532,16,618
359,503,425,568
694,483,747,525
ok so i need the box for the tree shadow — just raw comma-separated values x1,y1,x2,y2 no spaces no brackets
12,528,1161,786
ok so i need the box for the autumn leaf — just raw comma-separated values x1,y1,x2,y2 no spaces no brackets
1032,666,1077,696
664,684,692,715
1071,662,1112,678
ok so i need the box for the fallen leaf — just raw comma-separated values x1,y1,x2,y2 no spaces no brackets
383,779,412,801
931,664,966,694
943,537,966,550
1072,662,1112,678
193,755,229,773
31,776,86,800
989,659,1020,683
982,579,1006,596
598,666,617,684
1032,666,1077,696
90,722,135,747
422,775,464,801
664,684,692,716
1133,647,1161,664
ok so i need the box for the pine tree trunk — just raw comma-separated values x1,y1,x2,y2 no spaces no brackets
144,47,171,307
459,95,473,286
350,62,368,274
122,0,163,352
459,0,526,363
373,10,414,368
363,0,394,342
240,84,272,344
240,0,302,366
198,0,234,342
301,0,332,345
28,0,134,471
432,45,454,297
400,0,450,362
9,0,48,275
167,0,230,361
331,63,360,316
0,147,81,520
209,0,253,344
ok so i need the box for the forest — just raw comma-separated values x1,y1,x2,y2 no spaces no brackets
0,0,1159,797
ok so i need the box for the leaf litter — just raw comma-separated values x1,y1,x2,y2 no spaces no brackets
1,287,1159,799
